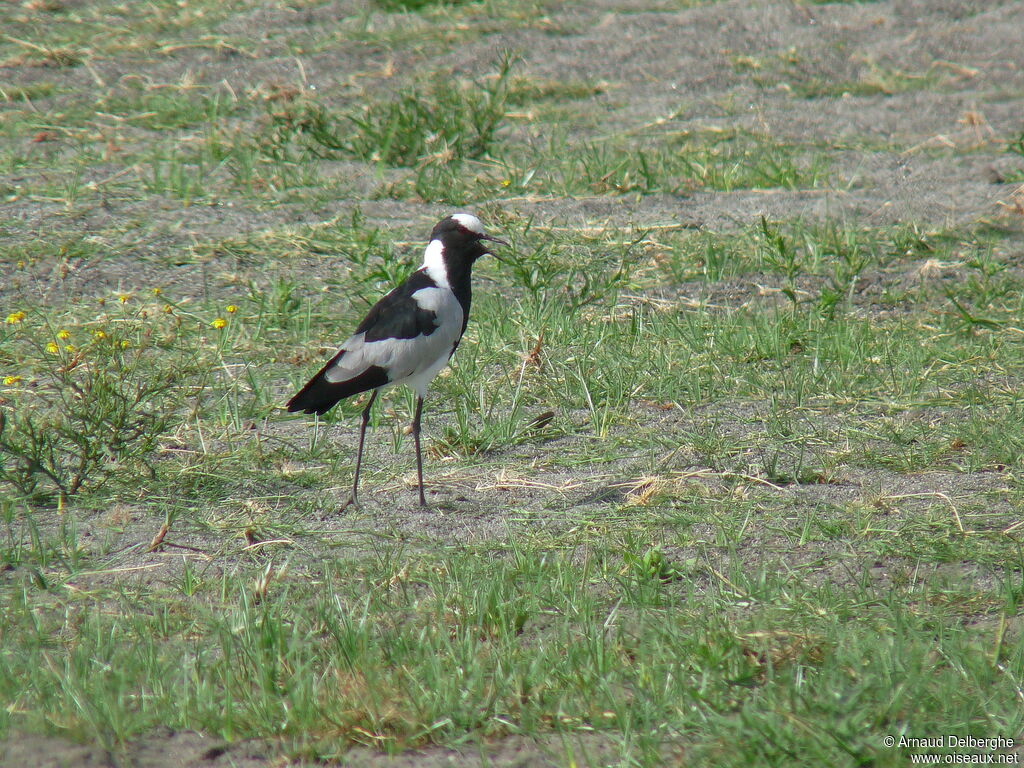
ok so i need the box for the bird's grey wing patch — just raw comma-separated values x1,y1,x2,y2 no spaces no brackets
323,333,377,384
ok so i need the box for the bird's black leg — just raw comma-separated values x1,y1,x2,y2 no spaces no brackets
341,389,378,511
412,396,427,506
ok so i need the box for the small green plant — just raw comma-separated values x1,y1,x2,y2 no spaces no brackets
266,55,515,168
0,308,195,501
142,151,208,201
1008,130,1024,158
504,224,646,314
946,294,1001,332
99,85,234,131
502,130,828,199
623,545,685,583
757,217,804,310
375,0,471,9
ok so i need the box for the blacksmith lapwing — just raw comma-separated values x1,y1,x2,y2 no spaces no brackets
287,213,508,507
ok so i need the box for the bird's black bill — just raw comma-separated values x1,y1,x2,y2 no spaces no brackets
480,233,509,247
480,232,510,263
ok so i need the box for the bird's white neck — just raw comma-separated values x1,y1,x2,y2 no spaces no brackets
421,239,450,289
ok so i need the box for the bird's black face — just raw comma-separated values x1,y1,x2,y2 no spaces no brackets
431,215,508,264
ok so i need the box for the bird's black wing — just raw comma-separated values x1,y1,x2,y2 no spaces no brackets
354,269,441,342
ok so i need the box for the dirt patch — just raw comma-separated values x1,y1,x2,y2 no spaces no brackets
0,730,621,768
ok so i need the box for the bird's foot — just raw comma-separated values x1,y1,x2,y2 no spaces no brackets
331,494,359,516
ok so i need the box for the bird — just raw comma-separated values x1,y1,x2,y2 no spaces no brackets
286,213,508,508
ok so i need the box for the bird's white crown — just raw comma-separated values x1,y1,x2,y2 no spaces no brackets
451,212,485,235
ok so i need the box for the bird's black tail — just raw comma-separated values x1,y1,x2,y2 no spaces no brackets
286,355,389,415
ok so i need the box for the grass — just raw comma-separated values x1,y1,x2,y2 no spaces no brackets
0,0,254,64
0,52,831,209
2,533,1021,764
1003,130,1024,182
374,0,475,11
3,216,1023,764
267,55,516,168
2,0,1024,765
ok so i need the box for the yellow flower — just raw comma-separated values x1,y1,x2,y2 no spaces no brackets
16,260,25,269
211,317,227,329
45,342,59,354
97,297,106,306
5,311,26,324
3,375,22,385
118,294,130,304
64,344,75,352
501,178,512,188
93,329,106,340
120,340,129,348
162,304,173,314
151,287,162,296
57,329,70,339
226,304,238,314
